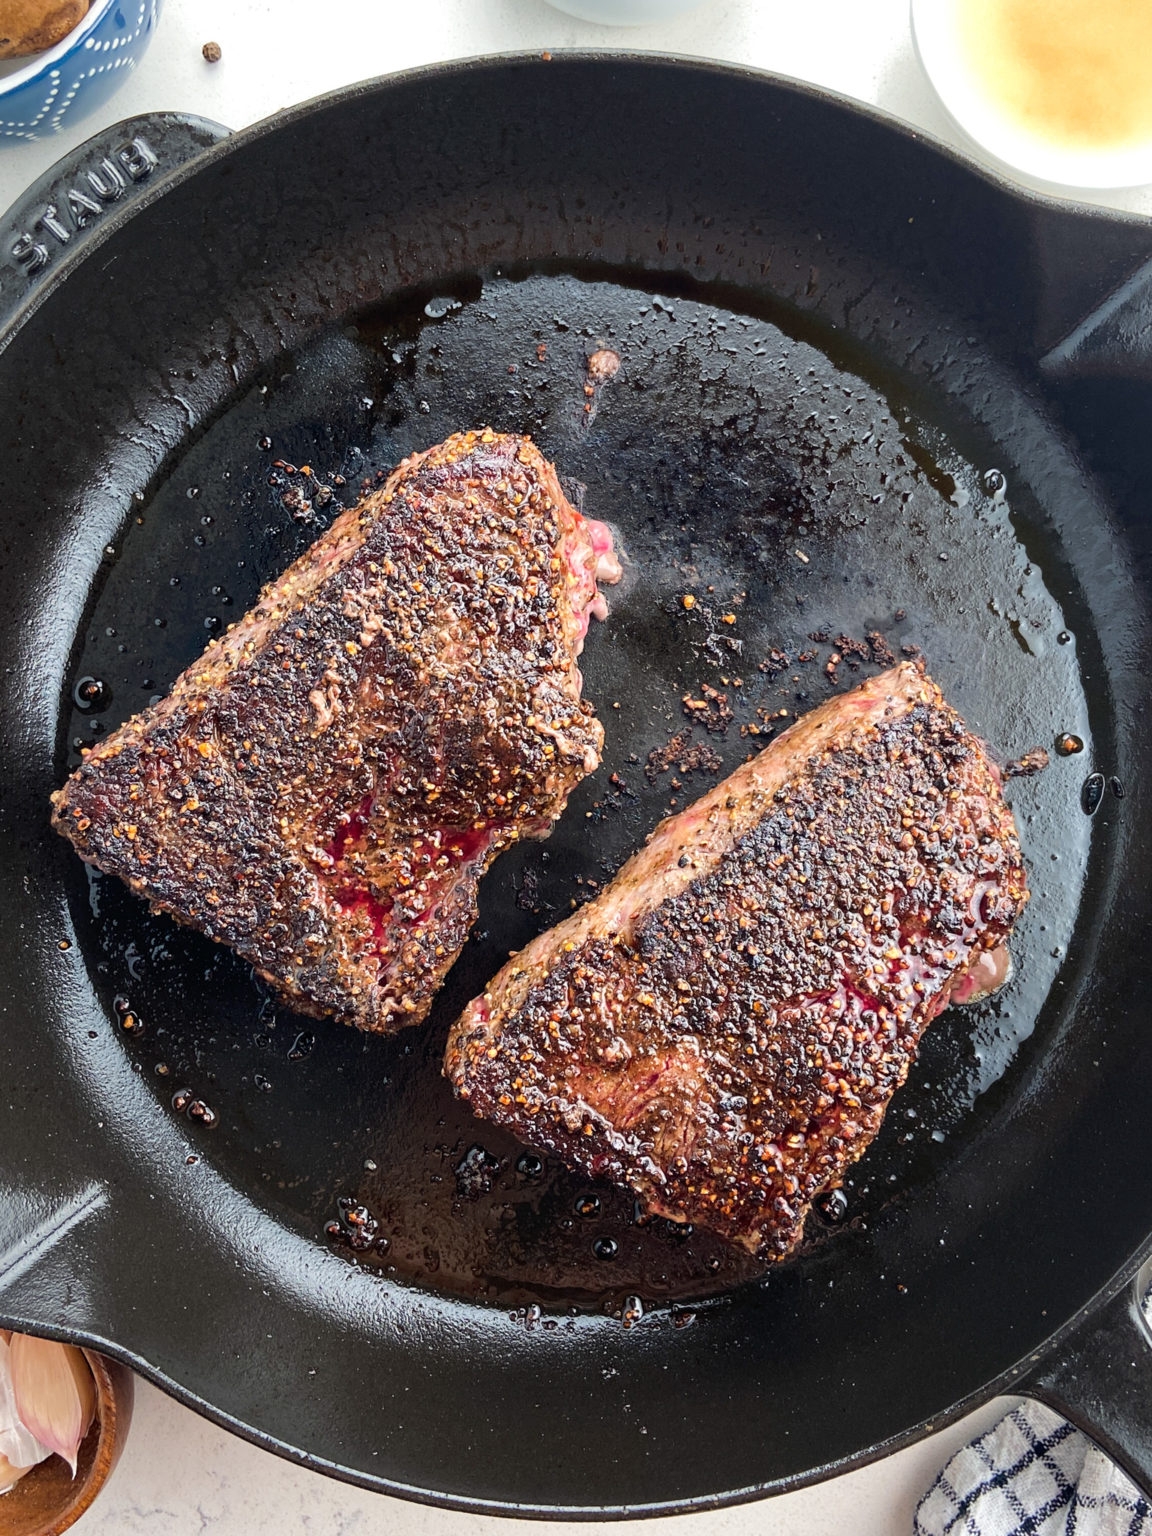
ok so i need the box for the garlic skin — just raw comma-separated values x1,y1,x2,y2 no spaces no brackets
1,1450,34,1494
6,1334,95,1478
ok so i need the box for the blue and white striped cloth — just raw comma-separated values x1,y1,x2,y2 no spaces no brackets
916,1402,1152,1536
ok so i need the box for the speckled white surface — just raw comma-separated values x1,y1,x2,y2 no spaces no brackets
76,1376,1020,1534
0,1,1145,1529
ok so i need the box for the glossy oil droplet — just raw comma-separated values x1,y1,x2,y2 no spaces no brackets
1081,773,1105,816
592,1236,618,1261
575,1193,601,1219
72,676,110,712
622,1295,644,1328
516,1152,543,1180
1056,733,1083,756
334,1196,384,1252
817,1187,849,1223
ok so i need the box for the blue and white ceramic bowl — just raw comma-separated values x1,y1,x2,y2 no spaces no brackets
0,0,162,143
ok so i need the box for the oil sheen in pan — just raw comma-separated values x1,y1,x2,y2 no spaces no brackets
65,270,1093,1310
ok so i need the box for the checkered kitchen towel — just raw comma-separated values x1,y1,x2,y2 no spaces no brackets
915,1401,1152,1536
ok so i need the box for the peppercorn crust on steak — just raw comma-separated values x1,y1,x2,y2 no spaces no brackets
446,663,1028,1257
51,430,621,1033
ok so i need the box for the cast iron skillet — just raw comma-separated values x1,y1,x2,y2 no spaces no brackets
1,54,1152,1518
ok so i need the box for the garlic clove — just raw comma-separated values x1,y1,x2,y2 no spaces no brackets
8,1336,96,1477
0,1450,32,1495
0,1336,54,1473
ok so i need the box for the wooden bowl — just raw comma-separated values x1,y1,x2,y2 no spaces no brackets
0,1349,134,1535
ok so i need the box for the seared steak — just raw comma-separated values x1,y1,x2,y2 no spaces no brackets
446,663,1028,1257
52,430,621,1033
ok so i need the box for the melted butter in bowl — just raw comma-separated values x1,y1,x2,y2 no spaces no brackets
964,0,1152,150
913,0,1152,188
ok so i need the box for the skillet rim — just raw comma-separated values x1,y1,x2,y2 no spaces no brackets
2,1251,1147,1519
5,47,1152,357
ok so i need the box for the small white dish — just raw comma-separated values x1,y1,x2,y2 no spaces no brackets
912,0,1152,189
542,0,704,23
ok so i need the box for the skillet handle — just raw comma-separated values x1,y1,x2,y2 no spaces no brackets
1017,1271,1152,1500
0,111,230,340
1038,253,1152,383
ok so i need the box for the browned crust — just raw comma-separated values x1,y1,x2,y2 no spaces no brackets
446,663,1029,1257
51,430,610,1033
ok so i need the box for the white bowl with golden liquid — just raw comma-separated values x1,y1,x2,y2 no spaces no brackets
912,0,1152,188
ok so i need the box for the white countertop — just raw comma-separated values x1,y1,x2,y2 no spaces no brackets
74,1377,1018,1535
2,0,1145,1530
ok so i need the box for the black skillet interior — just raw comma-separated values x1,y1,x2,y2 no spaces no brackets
66,268,1098,1306
2,56,1152,1515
